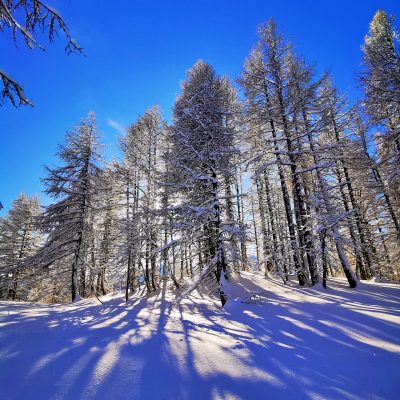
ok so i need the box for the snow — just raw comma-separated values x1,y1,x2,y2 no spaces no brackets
1,272,399,400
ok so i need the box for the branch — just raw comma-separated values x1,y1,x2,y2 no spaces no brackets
0,69,33,106
0,0,85,107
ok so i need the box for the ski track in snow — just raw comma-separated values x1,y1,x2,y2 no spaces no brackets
0,273,399,400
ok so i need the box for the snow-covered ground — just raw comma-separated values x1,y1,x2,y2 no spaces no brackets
1,273,399,400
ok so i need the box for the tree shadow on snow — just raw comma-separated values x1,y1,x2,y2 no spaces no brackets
0,277,399,400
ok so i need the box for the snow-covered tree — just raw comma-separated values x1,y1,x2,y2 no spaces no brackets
361,10,400,126
95,167,120,295
119,106,163,299
240,20,320,286
240,20,361,288
361,10,400,241
163,60,242,305
0,193,41,299
35,112,102,301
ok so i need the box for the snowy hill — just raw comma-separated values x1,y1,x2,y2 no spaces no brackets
1,273,399,400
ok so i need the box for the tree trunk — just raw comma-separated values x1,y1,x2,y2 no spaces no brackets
250,196,261,271
256,178,272,276
263,84,305,284
303,111,357,288
331,112,373,279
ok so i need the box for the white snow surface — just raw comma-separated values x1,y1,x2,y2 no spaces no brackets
1,272,399,400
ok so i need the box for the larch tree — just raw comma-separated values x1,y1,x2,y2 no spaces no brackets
4,12,400,302
353,113,400,277
240,21,319,286
163,60,242,306
361,10,400,241
361,10,400,126
0,193,41,299
35,112,102,301
120,106,163,299
240,20,360,288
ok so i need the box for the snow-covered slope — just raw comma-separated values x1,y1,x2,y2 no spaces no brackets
1,273,399,400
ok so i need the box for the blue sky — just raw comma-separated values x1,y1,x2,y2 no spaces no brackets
0,0,397,215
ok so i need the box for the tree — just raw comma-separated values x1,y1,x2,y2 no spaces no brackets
352,113,400,279
92,167,119,296
361,10,400,241
361,10,400,125
0,193,41,300
163,60,242,306
240,21,319,286
240,20,360,288
121,106,163,298
35,112,102,301
0,0,83,106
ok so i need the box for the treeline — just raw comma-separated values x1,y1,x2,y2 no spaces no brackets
1,12,399,304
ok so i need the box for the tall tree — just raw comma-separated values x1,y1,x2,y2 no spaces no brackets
361,10,400,241
35,112,102,301
240,21,318,285
120,106,163,298
240,20,360,288
361,10,400,126
164,60,242,306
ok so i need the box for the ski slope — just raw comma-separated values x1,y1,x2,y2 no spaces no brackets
1,273,399,400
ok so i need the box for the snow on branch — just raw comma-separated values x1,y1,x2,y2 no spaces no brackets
0,70,32,106
0,0,84,106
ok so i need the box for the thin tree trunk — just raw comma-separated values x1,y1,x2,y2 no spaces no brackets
263,171,280,273
303,112,357,288
250,195,261,271
262,84,305,284
256,178,272,276
331,113,373,278
335,165,365,277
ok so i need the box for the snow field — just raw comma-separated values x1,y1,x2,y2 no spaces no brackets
0,272,399,400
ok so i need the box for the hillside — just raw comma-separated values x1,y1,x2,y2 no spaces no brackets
1,273,399,400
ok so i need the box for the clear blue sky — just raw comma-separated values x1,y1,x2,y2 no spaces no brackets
0,0,397,215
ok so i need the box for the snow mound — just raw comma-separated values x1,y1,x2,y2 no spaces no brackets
239,290,269,304
222,271,269,301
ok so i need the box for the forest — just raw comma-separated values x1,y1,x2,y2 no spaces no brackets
0,10,399,306
1,3,400,399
